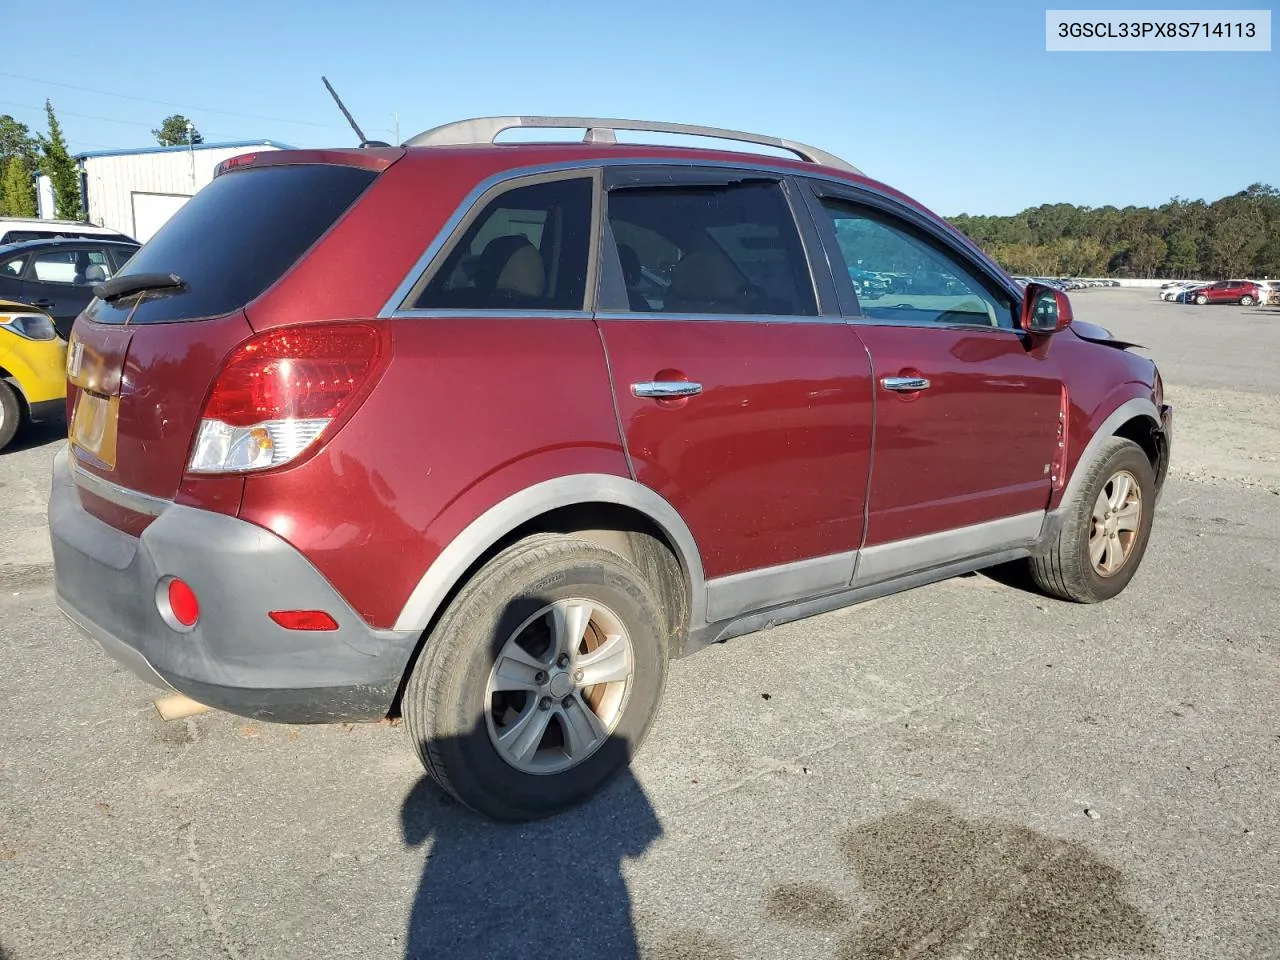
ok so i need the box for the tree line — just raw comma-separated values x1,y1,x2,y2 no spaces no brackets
0,102,81,220
1,108,203,222
950,184,1280,280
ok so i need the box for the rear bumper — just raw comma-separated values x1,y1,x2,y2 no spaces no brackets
48,447,420,723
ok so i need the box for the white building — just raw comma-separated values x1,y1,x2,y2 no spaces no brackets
66,139,293,242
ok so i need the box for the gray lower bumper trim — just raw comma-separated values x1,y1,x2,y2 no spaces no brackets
48,447,420,723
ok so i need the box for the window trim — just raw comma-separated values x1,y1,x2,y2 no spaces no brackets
796,177,1027,334
389,168,602,317
592,165,837,322
378,155,1024,323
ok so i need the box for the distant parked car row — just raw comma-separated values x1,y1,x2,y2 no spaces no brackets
1011,276,1120,291
1158,279,1275,306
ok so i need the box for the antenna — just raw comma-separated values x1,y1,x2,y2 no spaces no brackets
321,76,390,148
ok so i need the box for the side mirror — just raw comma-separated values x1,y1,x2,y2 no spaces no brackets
1021,283,1073,335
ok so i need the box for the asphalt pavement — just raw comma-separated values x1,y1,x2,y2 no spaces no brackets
1,289,1277,960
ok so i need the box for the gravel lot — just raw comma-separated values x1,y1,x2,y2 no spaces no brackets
1,289,1277,960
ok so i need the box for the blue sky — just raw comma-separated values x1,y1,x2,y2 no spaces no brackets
2,0,1275,215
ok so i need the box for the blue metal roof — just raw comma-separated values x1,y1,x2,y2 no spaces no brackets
74,139,297,160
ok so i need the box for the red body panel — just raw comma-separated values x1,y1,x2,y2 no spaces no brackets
237,317,628,627
1047,332,1157,512
852,326,1060,545
599,319,874,578
67,310,254,522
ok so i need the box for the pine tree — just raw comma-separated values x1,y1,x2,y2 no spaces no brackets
39,100,83,220
0,157,37,217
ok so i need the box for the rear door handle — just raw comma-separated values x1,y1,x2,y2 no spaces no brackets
632,380,703,399
881,376,930,392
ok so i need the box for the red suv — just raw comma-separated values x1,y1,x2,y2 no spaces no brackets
49,117,1173,821
1192,280,1264,305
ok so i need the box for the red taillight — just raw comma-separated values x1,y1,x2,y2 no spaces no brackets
188,323,383,474
204,325,381,428
167,579,200,627
269,610,339,631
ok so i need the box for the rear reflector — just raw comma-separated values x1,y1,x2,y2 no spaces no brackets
164,578,200,628
269,610,339,631
188,323,383,474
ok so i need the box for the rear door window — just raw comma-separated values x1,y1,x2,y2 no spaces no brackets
30,247,115,285
599,179,817,316
88,163,377,324
411,176,593,312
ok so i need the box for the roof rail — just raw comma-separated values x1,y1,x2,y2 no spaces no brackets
401,116,860,174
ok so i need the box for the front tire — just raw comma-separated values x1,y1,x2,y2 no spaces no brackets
1240,295,1255,306
401,533,668,821
1029,437,1155,603
1195,294,1208,305
0,381,23,451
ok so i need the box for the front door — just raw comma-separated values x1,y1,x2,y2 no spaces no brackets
803,186,1061,584
594,170,874,620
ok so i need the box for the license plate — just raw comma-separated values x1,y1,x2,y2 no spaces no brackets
70,391,120,469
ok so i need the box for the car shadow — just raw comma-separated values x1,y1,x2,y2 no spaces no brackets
398,596,663,960
4,418,66,455
399,741,661,959
978,558,1043,595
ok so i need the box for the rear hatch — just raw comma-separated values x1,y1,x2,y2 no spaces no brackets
67,159,382,519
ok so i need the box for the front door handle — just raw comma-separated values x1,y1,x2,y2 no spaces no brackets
881,376,931,392
632,380,703,399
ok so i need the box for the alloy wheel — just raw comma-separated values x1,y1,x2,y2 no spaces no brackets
485,598,634,775
1089,470,1142,577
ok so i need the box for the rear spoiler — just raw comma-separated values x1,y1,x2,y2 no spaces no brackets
214,147,404,178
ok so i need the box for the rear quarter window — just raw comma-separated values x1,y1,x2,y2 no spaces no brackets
86,164,376,324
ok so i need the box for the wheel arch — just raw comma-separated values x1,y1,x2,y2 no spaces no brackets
1052,397,1163,521
391,473,706,638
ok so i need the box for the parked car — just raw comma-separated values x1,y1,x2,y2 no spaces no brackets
0,298,66,450
1160,281,1201,301
0,217,135,246
48,116,1173,821
1170,283,1212,303
0,238,141,339
1190,280,1264,305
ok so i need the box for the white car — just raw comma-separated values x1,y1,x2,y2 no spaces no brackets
1161,281,1204,301
0,217,135,246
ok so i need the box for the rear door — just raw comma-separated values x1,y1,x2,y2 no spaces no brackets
800,181,1060,583
594,167,874,620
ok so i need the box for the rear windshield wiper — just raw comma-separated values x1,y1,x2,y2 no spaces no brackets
93,272,187,302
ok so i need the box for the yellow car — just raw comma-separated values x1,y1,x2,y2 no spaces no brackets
0,298,66,451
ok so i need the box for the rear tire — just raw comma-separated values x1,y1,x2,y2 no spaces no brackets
401,533,668,821
1029,437,1155,603
0,381,23,451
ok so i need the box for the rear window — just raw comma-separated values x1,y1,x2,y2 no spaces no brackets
86,164,376,324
